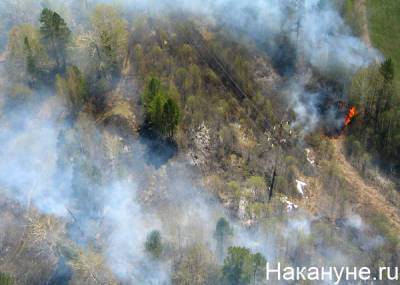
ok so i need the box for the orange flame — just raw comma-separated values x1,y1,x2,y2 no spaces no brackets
344,106,357,126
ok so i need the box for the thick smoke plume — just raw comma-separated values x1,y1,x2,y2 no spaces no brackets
104,0,381,131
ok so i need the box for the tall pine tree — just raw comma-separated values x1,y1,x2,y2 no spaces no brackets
39,8,70,72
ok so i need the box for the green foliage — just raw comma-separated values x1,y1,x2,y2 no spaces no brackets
246,176,266,201
222,247,266,285
66,66,88,107
23,37,38,82
189,64,202,92
149,90,168,131
215,218,232,240
145,230,163,258
368,0,400,90
142,77,181,138
91,4,128,75
133,44,146,76
214,217,233,262
142,77,161,108
161,97,181,137
39,8,71,71
222,247,253,285
251,253,267,284
205,68,220,85
227,181,241,202
380,58,395,83
348,60,400,167
0,273,14,285
172,244,220,285
56,66,88,112
7,24,45,83
178,44,195,65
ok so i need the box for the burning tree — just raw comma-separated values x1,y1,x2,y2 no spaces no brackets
344,106,358,127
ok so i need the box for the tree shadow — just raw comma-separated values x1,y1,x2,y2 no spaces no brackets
47,256,73,285
138,125,178,169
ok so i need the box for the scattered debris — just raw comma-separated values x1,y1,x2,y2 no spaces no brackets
237,196,256,227
188,122,211,166
242,219,256,228
305,148,315,165
238,196,248,220
280,196,298,212
295,179,307,196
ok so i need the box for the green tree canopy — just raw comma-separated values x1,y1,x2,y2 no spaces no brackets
56,66,88,112
348,59,400,165
0,272,14,285
145,230,163,258
222,247,266,285
143,77,162,109
39,8,70,71
172,244,220,285
7,24,45,83
380,58,395,83
214,217,233,262
142,77,181,138
91,4,128,75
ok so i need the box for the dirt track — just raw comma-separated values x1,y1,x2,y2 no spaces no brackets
331,137,400,232
355,0,372,48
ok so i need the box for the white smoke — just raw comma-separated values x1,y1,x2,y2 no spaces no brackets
97,0,380,73
92,0,381,131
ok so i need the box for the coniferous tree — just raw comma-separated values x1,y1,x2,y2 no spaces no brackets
142,77,181,138
142,77,162,110
380,58,394,83
251,253,266,285
39,8,70,71
348,58,400,167
222,247,266,285
23,36,37,86
145,230,163,258
214,217,233,263
162,98,181,138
